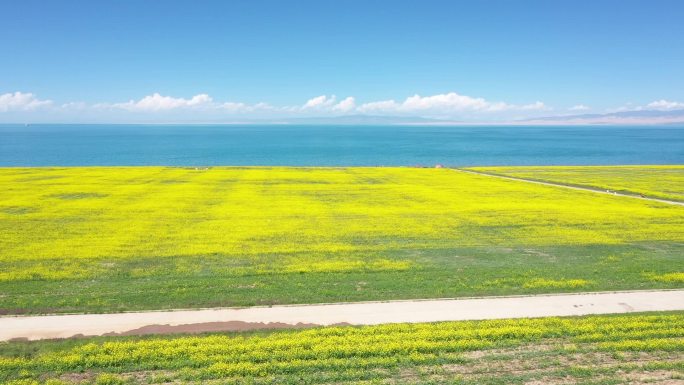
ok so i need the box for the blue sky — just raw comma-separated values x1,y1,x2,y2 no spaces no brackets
2,0,684,122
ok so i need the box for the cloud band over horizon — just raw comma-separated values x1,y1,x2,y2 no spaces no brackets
0,90,683,123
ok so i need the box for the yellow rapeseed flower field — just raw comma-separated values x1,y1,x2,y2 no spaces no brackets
0,166,682,312
2,166,682,261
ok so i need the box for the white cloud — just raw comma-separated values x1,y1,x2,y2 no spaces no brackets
220,102,249,112
606,99,684,113
332,96,356,112
0,92,52,112
113,93,213,111
403,93,487,111
646,99,684,111
1,90,554,122
60,102,88,110
519,101,548,111
358,92,547,115
220,101,275,113
356,99,399,113
300,95,357,114
569,104,590,111
303,95,337,109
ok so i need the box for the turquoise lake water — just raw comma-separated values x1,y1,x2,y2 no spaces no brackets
1,124,683,166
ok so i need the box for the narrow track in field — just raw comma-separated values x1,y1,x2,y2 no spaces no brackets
2,290,683,341
453,168,684,206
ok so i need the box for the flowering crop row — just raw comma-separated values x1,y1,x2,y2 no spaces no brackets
1,313,682,383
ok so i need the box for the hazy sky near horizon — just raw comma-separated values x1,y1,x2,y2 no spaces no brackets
2,0,684,122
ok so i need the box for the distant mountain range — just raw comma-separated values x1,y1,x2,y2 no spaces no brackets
275,110,684,125
109,110,684,126
523,109,684,125
272,114,448,125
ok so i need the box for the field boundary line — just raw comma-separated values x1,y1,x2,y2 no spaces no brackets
453,168,684,206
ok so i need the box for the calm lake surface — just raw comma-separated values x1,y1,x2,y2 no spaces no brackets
1,124,683,166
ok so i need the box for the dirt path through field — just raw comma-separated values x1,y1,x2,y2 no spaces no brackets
455,168,684,206
2,290,682,341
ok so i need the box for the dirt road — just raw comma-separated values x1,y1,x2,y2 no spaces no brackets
2,290,682,341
